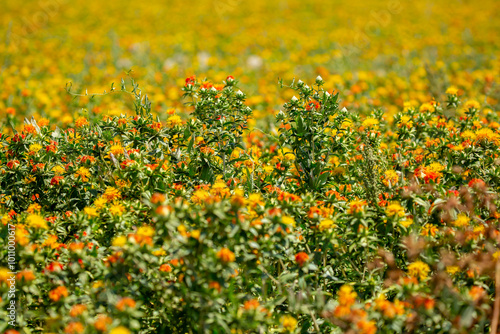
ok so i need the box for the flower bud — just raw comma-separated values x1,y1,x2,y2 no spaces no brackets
276,110,285,120
316,76,323,84
291,96,298,102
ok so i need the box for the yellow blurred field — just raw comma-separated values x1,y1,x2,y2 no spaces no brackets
2,0,499,126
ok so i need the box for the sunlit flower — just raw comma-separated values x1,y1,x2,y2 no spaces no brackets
476,128,500,145
191,189,210,204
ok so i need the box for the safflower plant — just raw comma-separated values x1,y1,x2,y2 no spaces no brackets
0,74,500,334
277,77,351,192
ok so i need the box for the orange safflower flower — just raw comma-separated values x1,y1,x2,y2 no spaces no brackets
22,124,37,134
469,286,485,301
209,281,222,292
116,297,136,311
356,319,377,334
75,117,89,128
49,286,69,302
64,322,84,334
347,200,366,214
70,304,87,317
159,264,172,272
16,270,35,282
244,299,260,310
217,248,235,263
94,315,113,331
4,330,20,334
295,252,309,266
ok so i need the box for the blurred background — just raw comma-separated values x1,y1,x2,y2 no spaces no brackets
0,0,499,128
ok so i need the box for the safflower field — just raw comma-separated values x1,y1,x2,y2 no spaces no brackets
1,0,500,333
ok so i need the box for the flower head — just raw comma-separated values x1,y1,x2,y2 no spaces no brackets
280,315,298,332
27,214,48,229
407,261,430,281
295,252,309,266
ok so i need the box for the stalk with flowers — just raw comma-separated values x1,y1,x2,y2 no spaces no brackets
182,75,252,182
277,77,351,192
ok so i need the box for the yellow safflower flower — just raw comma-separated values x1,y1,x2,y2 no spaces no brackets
84,207,99,217
109,326,131,334
407,260,430,281
28,143,42,153
452,213,469,228
27,214,48,229
112,236,127,247
318,219,335,231
386,202,405,217
137,225,155,237
109,203,126,216
281,216,296,226
445,86,458,95
361,117,379,128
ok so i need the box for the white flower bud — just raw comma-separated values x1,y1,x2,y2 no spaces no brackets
291,96,298,102
316,75,323,83
236,90,244,97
